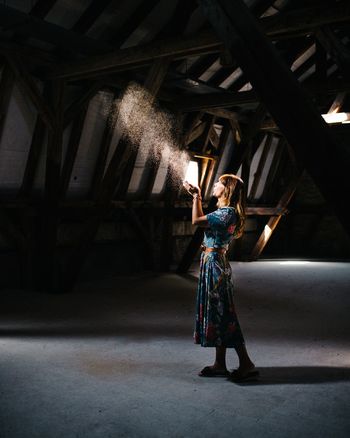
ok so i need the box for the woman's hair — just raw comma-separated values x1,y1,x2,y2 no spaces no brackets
218,173,245,239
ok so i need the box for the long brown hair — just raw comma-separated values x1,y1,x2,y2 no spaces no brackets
218,174,245,239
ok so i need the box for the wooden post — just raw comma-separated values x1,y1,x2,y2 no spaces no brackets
38,79,65,292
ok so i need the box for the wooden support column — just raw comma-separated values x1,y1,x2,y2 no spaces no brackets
198,0,350,236
38,79,65,292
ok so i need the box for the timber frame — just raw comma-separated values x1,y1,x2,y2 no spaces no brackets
0,0,349,291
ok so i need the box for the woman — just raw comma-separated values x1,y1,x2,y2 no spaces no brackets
183,174,258,381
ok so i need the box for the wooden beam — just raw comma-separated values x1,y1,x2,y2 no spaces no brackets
18,116,46,198
316,25,350,77
0,62,14,142
0,199,288,217
0,5,111,56
60,106,88,198
39,79,65,291
49,3,350,80
203,107,240,120
109,0,160,47
89,94,119,199
72,0,114,34
63,82,101,128
29,0,58,19
170,80,350,112
199,0,350,236
250,173,302,260
6,55,55,130
0,210,27,251
248,133,273,201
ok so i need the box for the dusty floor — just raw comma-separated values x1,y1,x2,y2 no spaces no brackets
0,261,349,438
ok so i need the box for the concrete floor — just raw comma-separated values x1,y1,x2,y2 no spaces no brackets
0,260,349,438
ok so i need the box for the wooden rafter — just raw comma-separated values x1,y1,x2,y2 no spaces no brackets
72,0,114,34
249,133,273,201
29,0,58,19
49,3,350,80
0,5,111,56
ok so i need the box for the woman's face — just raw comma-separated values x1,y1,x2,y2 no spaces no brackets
213,180,225,198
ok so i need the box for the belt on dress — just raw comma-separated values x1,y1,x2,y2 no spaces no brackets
201,244,227,254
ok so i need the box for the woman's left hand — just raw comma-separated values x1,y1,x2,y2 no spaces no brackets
183,181,200,197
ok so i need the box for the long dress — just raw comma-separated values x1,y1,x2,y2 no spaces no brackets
193,206,245,348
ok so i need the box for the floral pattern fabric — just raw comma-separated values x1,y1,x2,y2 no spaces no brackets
193,207,245,348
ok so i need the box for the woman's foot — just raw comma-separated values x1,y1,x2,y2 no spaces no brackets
230,362,259,381
198,364,229,377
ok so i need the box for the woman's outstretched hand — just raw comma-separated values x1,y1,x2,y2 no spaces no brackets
183,180,201,197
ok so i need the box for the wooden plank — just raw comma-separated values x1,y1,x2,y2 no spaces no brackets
199,0,350,235
50,3,350,80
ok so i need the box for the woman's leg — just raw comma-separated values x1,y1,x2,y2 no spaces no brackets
213,345,228,370
234,343,255,372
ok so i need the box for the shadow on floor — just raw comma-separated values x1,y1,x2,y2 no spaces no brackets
231,366,350,385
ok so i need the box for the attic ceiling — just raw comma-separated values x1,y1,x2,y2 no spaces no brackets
0,0,349,291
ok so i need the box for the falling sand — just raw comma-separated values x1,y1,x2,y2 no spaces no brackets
99,82,190,188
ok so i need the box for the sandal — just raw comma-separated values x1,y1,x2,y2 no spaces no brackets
198,366,230,377
229,368,260,382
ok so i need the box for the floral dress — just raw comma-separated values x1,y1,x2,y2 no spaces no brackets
193,207,245,348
